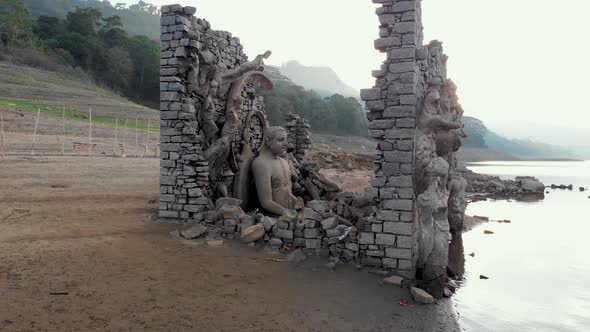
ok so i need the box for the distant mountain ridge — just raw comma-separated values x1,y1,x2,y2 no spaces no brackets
274,61,359,98
463,116,577,160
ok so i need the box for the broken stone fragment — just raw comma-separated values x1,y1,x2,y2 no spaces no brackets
180,224,208,239
383,275,404,287
215,197,242,210
443,288,453,298
219,205,245,220
268,238,283,247
169,229,182,239
321,217,338,230
306,200,329,213
410,287,435,304
240,224,265,243
262,216,277,232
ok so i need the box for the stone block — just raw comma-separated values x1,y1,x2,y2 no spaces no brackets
382,162,400,176
383,106,416,118
400,94,418,105
393,1,417,13
382,258,398,269
274,228,294,239
187,188,202,197
345,242,359,252
384,129,415,139
160,16,176,26
321,217,338,230
376,233,396,246
398,188,414,199
383,222,413,235
183,6,196,15
161,111,178,120
398,259,413,271
366,250,384,257
371,224,383,233
159,210,178,218
388,175,413,187
360,88,381,101
374,37,401,49
305,239,321,249
359,232,375,245
366,100,386,111
185,205,205,213
389,61,415,74
304,228,320,239
378,14,396,25
400,212,414,222
385,248,412,260
160,143,180,152
368,119,395,130
388,83,415,94
392,22,416,34
396,235,414,249
384,151,412,163
383,199,413,211
389,47,415,60
304,208,322,221
377,210,399,222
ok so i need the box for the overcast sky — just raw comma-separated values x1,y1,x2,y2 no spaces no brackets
126,0,590,140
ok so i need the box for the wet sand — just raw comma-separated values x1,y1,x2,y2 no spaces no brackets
0,156,459,331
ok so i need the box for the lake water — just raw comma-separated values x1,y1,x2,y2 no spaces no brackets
455,161,590,332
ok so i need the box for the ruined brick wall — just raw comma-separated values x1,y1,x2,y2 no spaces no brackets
361,0,466,280
285,113,311,163
159,5,248,223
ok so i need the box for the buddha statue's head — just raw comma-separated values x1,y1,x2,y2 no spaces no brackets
265,126,288,157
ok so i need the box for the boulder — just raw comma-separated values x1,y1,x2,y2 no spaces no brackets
240,224,265,243
180,224,208,239
410,287,435,304
262,216,277,231
517,177,545,193
321,217,338,230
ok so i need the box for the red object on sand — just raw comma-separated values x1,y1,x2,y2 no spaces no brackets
399,300,414,307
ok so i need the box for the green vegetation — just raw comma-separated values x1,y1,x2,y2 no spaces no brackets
21,0,160,38
0,0,38,47
0,98,157,132
262,81,368,136
2,0,367,137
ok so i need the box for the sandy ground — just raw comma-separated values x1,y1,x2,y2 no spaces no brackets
0,156,459,331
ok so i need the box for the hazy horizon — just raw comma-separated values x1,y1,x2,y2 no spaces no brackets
121,0,589,148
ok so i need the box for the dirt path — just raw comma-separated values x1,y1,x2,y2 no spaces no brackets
0,156,459,331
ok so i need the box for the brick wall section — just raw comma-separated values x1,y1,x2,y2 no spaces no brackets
360,0,424,279
285,113,311,163
159,5,248,223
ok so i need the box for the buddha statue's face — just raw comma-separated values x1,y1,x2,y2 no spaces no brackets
268,130,288,157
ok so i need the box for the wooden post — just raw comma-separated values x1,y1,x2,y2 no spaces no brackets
88,106,92,154
61,105,66,156
0,111,5,159
31,107,41,155
121,117,128,157
113,116,118,155
142,118,151,158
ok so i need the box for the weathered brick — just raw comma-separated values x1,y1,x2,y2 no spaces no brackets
376,233,396,246
385,248,412,260
359,232,375,245
384,151,412,163
383,199,413,211
388,175,413,187
383,222,413,235
360,88,382,101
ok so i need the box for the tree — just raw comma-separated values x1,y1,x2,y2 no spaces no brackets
0,0,37,47
66,6,101,36
33,15,61,40
102,46,132,91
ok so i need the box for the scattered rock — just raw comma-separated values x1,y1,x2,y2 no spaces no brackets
279,209,298,223
480,275,489,280
443,288,453,298
180,224,208,239
484,230,494,235
240,224,265,243
286,249,307,263
306,200,329,213
447,280,459,291
579,187,586,192
321,217,338,230
268,238,283,247
469,252,475,257
383,275,404,287
215,197,242,210
410,287,435,304
219,205,245,219
262,216,277,232
207,239,224,247
169,229,182,239
325,261,336,271
473,215,489,221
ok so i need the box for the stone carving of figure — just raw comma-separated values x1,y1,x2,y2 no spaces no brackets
251,126,297,216
417,157,450,298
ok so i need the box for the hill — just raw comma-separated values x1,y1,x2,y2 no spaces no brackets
463,116,576,160
275,61,359,98
21,0,160,39
0,60,158,124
